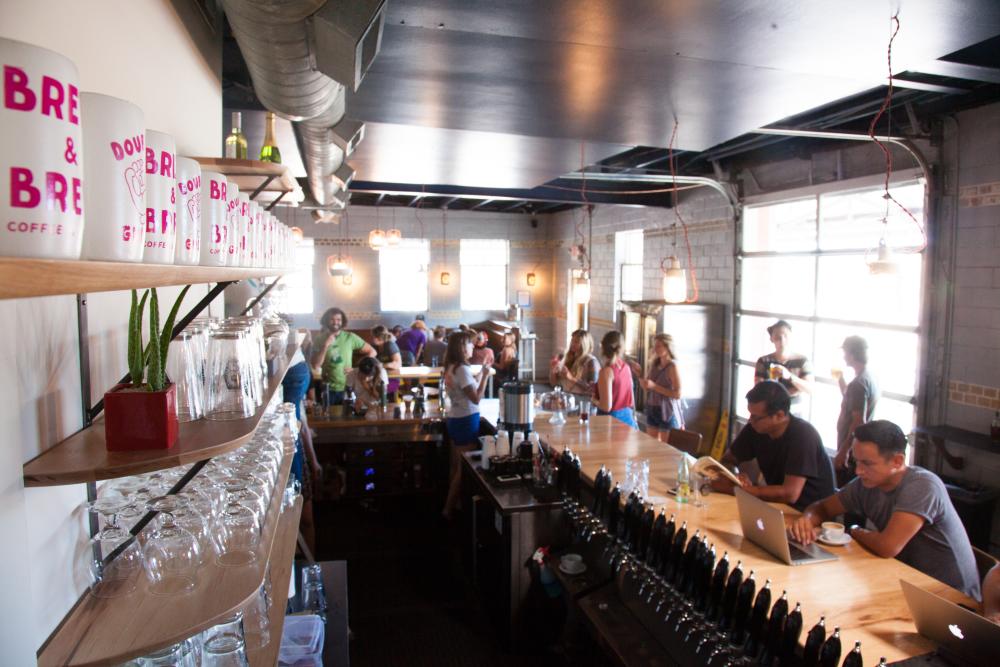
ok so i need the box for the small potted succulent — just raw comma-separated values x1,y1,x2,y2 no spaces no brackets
104,286,189,451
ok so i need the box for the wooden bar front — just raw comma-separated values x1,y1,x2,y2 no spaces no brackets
532,415,977,665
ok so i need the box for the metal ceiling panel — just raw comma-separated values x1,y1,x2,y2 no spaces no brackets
346,1,1000,152
346,122,632,189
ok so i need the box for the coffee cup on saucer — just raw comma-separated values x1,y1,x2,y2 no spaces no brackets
559,553,585,574
821,521,845,541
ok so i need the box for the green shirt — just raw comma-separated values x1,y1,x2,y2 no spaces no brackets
321,331,366,391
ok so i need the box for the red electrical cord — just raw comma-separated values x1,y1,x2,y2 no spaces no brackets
868,12,927,252
667,120,699,302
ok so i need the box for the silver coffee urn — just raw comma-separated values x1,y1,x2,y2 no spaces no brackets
498,381,534,438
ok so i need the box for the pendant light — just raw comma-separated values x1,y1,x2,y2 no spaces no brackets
866,232,898,275
290,226,304,243
573,273,591,303
386,209,402,246
368,204,386,250
440,209,451,286
327,208,354,277
661,256,687,303
570,205,593,305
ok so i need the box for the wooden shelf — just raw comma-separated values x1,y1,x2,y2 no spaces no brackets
23,345,299,487
0,257,282,300
193,157,304,207
248,496,302,667
38,443,299,666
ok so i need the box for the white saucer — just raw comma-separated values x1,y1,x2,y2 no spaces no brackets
817,533,852,546
558,562,588,575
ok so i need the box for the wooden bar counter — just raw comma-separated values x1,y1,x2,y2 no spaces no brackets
532,415,977,665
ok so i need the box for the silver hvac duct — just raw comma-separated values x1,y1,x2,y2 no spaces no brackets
221,0,346,206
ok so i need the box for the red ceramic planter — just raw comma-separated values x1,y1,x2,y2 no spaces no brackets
104,383,179,451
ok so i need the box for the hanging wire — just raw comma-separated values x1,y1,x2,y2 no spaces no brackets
867,10,926,252
666,120,700,302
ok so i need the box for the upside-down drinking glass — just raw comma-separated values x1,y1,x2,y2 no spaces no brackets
142,496,201,595
205,330,255,420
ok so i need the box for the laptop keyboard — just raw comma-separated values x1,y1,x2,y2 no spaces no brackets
788,542,813,561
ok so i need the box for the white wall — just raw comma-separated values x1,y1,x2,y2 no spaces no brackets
0,1,222,658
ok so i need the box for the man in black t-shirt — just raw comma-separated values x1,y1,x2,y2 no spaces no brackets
719,381,835,511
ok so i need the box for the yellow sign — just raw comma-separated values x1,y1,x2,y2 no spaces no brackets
710,409,730,461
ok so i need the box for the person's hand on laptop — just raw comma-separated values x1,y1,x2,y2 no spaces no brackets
790,514,820,545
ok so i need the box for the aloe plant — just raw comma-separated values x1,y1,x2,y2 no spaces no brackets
126,286,191,392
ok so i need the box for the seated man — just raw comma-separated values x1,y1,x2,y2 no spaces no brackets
790,420,981,600
718,381,835,511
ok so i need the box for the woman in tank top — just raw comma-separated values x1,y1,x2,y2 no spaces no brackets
642,333,684,441
593,330,637,428
550,329,600,399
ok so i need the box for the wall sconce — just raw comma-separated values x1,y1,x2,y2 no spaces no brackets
327,254,352,277
342,273,353,286
526,272,537,287
440,271,451,286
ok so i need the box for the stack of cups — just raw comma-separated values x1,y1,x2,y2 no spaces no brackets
200,171,229,266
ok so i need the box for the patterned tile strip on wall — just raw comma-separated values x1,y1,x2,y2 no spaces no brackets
315,238,568,248
948,380,1000,410
958,181,1000,208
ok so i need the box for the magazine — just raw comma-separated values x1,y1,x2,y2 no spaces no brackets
690,456,741,485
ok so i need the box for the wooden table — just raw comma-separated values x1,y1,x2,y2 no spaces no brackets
532,415,978,666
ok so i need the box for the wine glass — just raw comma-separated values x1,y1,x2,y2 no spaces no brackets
89,495,131,541
86,536,143,599
142,496,201,595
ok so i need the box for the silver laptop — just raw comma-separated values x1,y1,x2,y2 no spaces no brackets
900,579,1000,667
734,487,837,566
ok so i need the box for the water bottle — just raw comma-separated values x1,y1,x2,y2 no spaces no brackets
677,455,691,503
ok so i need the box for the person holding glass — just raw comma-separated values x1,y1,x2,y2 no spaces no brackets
311,307,376,405
423,325,448,366
550,329,600,400
594,330,637,428
371,325,402,399
442,329,491,518
642,333,684,441
754,320,813,414
470,329,495,367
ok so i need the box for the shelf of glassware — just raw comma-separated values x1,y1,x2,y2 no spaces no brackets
0,256,284,300
247,496,303,667
37,445,299,667
22,340,302,487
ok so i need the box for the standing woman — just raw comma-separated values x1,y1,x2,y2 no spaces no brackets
643,333,684,441
443,330,491,518
370,325,402,399
594,330,637,428
550,329,600,398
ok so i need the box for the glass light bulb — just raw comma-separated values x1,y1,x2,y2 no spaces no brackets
573,275,591,304
368,229,386,250
662,257,687,303
386,229,402,245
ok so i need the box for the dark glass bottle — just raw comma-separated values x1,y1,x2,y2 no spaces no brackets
571,454,583,497
780,602,804,666
607,483,622,537
818,626,842,667
707,551,730,621
622,490,637,545
593,466,607,514
802,616,826,667
761,590,789,666
743,578,771,656
730,570,756,645
718,559,744,631
697,542,716,610
657,514,676,575
842,641,863,667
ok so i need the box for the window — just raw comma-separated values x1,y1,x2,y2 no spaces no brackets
379,239,429,311
460,239,509,310
276,238,314,314
734,181,925,451
614,229,644,309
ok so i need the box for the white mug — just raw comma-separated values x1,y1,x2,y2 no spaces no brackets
0,38,85,259
79,92,146,262
142,129,177,264
247,199,261,268
226,183,243,267
174,157,201,265
199,170,228,266
237,193,251,268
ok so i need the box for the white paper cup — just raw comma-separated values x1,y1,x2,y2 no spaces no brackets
142,129,177,264
200,170,228,266
174,157,201,265
226,183,243,267
247,199,261,267
0,38,85,259
79,93,146,262
237,193,251,267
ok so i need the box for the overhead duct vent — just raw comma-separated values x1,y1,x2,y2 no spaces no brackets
332,118,366,157
311,0,387,93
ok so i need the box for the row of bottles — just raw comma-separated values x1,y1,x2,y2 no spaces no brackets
561,459,884,667
226,111,282,164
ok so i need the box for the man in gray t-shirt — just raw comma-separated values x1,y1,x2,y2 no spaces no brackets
789,420,981,601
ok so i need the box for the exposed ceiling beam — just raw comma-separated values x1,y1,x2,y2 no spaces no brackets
891,77,971,95
470,199,495,210
501,200,528,212
915,60,1000,84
